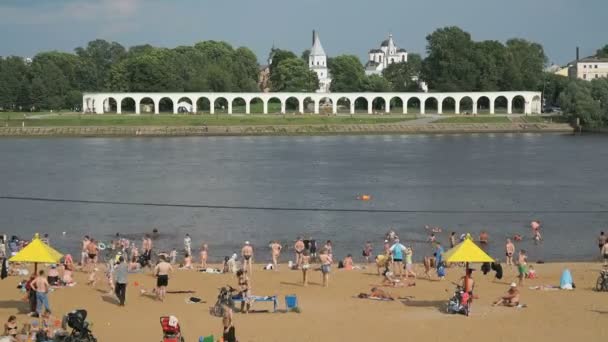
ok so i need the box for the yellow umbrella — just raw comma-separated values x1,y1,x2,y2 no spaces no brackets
443,234,494,295
9,233,63,274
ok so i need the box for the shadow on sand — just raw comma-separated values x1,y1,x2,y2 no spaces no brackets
400,299,445,313
0,300,31,314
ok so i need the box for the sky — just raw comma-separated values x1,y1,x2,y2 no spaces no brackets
0,0,606,65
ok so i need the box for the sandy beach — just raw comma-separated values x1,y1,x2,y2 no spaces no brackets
0,261,607,341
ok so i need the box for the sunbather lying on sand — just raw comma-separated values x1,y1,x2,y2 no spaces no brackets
358,287,394,301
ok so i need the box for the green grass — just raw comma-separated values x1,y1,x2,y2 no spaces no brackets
0,112,416,127
434,116,512,124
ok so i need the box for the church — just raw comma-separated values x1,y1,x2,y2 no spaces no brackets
365,34,408,76
309,30,332,93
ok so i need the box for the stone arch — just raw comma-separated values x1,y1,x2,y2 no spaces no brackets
318,97,333,115
139,97,155,114
459,96,473,114
336,97,351,114
354,97,368,113
231,97,246,114
476,96,491,114
494,96,508,114
442,97,456,114
407,97,421,114
424,97,438,113
196,97,211,114
249,97,264,114
103,97,118,114
176,97,193,114
302,97,315,114
285,96,299,113
512,95,525,114
372,97,386,113
213,97,228,114
531,95,542,114
120,97,136,114
158,97,174,113
267,97,281,114
389,96,403,113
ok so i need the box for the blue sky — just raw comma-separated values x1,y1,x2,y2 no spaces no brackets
0,0,606,65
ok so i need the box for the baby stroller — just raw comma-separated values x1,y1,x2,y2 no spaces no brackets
160,316,185,342
61,309,97,342
446,284,471,316
210,285,237,317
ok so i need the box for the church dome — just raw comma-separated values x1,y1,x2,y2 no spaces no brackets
380,39,390,47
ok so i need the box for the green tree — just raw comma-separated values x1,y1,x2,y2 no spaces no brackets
362,74,391,92
473,40,507,91
502,39,547,91
270,58,318,92
269,49,298,73
328,55,365,92
596,45,608,58
559,80,603,127
0,56,30,110
301,49,311,62
382,54,423,92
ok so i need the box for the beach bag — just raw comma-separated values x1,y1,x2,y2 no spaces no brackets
560,269,573,289
437,265,446,277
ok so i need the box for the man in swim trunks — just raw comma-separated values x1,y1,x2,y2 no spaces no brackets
389,238,406,278
598,232,607,255
153,256,173,302
362,241,373,264
81,235,90,266
493,283,521,307
319,248,332,287
505,239,515,267
517,250,528,286
294,237,305,268
270,240,281,270
86,239,99,271
241,242,254,275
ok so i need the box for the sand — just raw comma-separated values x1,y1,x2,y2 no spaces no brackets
1,261,607,341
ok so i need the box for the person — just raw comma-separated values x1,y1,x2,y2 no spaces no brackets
169,249,177,265
527,265,537,279
86,268,98,287
294,238,304,268
324,240,333,260
404,246,416,279
41,233,50,246
389,238,406,278
180,254,193,270
241,242,254,275
319,248,332,287
153,256,173,302
362,241,373,263
493,283,521,307
25,275,37,317
85,239,98,271
434,242,445,278
184,234,192,256
62,255,74,285
461,268,475,296
270,241,281,270
308,237,317,261
114,256,128,306
358,287,394,300
491,261,504,281
47,265,60,286
31,270,51,315
128,256,140,272
505,238,515,266
428,233,436,244
386,229,398,242
200,244,209,269
599,232,608,255
450,232,457,248
343,254,353,270
301,250,311,286
479,231,489,245
383,240,390,256
222,305,236,342
423,256,435,279
517,250,528,286
602,241,608,266
80,236,90,266
142,234,152,268
236,270,251,313
4,315,18,340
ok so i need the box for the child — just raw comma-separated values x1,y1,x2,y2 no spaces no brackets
222,256,230,274
301,250,311,286
86,268,98,287
169,249,177,265
4,315,18,340
527,265,537,279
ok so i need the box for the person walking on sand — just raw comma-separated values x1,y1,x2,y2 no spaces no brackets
517,250,528,286
294,238,305,268
241,242,254,275
404,246,416,279
301,250,311,286
114,256,128,306
319,248,332,287
184,234,192,256
80,235,90,266
390,239,406,278
153,256,173,302
270,241,281,270
31,270,51,315
85,239,99,271
363,241,373,264
505,239,515,267
200,243,209,269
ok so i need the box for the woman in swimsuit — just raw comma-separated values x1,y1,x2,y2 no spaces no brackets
236,270,251,313
4,315,18,340
301,250,311,286
200,244,209,269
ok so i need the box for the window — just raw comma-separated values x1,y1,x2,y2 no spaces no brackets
401,55,405,62
595,65,598,68
583,65,587,68
583,74,587,79
596,74,599,78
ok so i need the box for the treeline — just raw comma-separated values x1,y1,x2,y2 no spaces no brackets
0,26,607,126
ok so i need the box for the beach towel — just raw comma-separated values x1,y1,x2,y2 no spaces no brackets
560,269,573,289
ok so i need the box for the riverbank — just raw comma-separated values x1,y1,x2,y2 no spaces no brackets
0,261,605,341
0,122,574,137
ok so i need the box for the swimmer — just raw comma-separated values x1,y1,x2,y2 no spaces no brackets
425,225,442,233
479,231,489,244
428,233,436,243
513,234,523,242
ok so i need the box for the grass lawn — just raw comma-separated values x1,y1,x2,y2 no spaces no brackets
434,116,512,124
0,112,417,127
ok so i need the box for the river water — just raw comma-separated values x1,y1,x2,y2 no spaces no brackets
1,133,607,262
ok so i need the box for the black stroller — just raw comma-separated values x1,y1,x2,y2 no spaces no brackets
210,285,237,317
60,309,97,342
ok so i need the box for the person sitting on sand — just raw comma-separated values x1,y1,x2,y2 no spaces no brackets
47,265,60,286
358,287,394,301
128,256,141,272
179,254,193,270
4,315,18,340
343,254,354,270
493,283,521,307
381,267,403,287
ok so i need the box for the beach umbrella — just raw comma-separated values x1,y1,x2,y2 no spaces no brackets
443,234,494,291
9,233,63,274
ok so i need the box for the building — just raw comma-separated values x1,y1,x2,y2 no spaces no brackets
545,64,569,77
365,34,408,76
257,46,275,92
568,56,608,81
309,30,331,93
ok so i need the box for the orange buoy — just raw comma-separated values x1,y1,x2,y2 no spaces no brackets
359,194,371,201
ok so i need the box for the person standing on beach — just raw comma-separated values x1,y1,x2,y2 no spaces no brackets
601,240,608,266
184,234,192,256
404,246,416,279
389,239,406,278
319,248,332,287
517,250,528,286
270,241,281,270
114,256,128,306
294,238,305,268
153,256,173,302
86,239,99,271
81,236,90,266
598,232,607,255
301,250,311,286
363,241,373,263
324,240,333,261
450,232,457,248
31,270,51,315
142,235,152,268
505,239,515,267
241,242,254,275
200,244,209,269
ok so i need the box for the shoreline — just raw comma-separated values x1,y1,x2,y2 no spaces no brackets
0,122,575,137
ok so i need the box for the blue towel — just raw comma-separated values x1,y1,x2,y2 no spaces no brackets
560,269,573,288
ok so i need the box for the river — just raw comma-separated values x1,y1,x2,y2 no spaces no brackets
1,133,607,262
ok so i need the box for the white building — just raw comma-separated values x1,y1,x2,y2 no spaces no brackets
568,56,608,81
365,34,408,76
309,30,332,93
